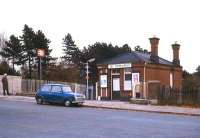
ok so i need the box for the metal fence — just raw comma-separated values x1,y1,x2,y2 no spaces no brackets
158,86,200,106
21,79,86,95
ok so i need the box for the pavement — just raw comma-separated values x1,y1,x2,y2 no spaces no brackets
0,95,200,116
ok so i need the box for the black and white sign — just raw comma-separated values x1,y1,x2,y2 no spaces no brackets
108,63,131,69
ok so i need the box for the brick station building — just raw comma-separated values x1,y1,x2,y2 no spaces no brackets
97,37,182,100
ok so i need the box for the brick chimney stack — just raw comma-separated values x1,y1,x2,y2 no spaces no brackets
172,42,180,66
149,36,160,63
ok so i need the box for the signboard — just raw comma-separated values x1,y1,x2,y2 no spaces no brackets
37,49,45,57
132,73,140,83
108,63,131,69
100,75,107,88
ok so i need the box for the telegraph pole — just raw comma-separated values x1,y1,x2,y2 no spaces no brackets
86,62,89,98
39,57,42,80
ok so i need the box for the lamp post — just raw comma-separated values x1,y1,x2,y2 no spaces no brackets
85,58,95,99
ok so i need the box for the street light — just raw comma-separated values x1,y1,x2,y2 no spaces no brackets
85,58,95,99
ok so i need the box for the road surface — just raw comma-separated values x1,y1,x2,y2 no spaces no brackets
0,100,199,138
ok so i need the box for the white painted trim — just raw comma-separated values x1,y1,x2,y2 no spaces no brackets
96,82,98,100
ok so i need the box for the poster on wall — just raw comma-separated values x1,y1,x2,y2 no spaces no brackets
132,73,140,84
124,80,132,90
100,75,107,88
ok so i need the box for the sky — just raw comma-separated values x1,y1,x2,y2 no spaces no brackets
0,0,199,73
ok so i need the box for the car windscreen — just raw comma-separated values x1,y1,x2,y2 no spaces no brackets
62,86,72,92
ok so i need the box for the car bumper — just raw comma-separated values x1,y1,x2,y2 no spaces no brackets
72,101,84,104
72,97,85,104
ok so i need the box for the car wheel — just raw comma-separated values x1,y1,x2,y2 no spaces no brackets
64,100,71,107
49,102,54,105
78,103,83,106
36,97,43,104
74,103,83,107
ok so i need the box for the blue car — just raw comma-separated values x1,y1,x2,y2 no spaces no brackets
35,84,85,106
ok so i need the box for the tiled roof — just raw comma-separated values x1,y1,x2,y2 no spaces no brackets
98,51,173,66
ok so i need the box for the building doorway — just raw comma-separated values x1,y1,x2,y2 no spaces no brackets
112,76,120,100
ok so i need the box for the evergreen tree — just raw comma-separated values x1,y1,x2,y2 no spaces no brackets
80,42,132,82
62,33,80,64
121,44,132,53
34,30,52,79
21,24,36,79
0,61,19,75
134,45,148,53
20,25,52,79
0,35,23,70
195,65,200,76
83,42,132,63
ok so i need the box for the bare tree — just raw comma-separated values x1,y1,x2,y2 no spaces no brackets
0,32,7,61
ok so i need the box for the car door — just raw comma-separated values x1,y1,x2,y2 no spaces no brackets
40,85,52,102
50,85,64,103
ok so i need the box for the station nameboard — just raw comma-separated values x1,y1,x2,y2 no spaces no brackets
108,63,131,69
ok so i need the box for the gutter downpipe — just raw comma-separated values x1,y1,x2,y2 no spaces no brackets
143,62,147,99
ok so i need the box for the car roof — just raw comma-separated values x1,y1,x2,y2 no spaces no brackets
42,83,70,87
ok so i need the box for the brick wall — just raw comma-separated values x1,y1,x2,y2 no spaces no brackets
133,64,182,89
97,63,182,100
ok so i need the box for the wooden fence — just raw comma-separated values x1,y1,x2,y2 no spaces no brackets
21,79,86,95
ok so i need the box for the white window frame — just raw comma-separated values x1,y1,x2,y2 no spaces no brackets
124,68,132,91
